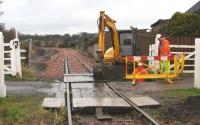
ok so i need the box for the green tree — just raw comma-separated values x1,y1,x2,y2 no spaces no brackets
62,33,71,47
161,12,200,36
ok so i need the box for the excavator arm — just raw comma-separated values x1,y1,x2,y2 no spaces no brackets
94,11,127,80
97,11,120,62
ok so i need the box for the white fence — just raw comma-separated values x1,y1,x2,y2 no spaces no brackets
0,32,6,97
170,45,194,73
0,32,26,97
195,38,200,88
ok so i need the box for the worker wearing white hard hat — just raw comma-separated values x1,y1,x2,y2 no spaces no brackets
152,34,162,72
132,62,148,85
138,62,143,66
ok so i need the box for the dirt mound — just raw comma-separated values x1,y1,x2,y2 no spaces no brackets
185,95,200,106
164,95,200,124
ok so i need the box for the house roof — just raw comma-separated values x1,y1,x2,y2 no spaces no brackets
186,1,200,13
151,19,169,28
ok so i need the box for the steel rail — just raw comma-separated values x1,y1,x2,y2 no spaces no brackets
64,58,73,125
73,53,159,125
73,54,93,73
105,82,159,125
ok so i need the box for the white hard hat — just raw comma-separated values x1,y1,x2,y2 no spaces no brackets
156,34,162,39
138,63,142,66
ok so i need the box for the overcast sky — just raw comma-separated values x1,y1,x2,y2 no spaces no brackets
1,0,199,35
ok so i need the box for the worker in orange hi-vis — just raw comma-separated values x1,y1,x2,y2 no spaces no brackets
158,35,171,74
132,63,148,85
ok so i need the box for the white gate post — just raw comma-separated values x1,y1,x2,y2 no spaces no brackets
10,32,22,78
14,33,22,78
155,34,161,56
0,32,6,97
195,38,200,88
10,40,17,76
149,44,155,65
150,34,161,71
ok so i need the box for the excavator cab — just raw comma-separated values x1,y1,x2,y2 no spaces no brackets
103,29,138,63
94,29,139,81
119,30,138,56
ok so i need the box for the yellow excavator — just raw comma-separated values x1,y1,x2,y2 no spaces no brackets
93,11,185,83
93,11,139,80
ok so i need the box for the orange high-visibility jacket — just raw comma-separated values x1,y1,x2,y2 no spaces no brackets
132,67,148,82
158,37,171,56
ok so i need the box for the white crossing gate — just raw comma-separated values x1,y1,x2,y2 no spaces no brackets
0,32,6,97
170,45,195,73
0,31,26,97
3,32,26,77
194,38,200,88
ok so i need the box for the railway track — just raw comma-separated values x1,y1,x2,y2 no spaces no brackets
65,53,159,125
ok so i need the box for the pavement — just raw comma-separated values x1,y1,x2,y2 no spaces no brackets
5,81,64,97
110,75,194,97
5,74,193,97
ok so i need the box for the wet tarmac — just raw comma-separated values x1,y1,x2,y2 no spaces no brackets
110,75,194,95
72,82,118,98
6,81,66,97
5,74,193,98
69,74,194,109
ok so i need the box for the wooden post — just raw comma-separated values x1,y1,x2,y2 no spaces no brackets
15,32,22,78
10,40,17,76
155,34,161,56
0,32,6,97
150,34,161,71
28,38,32,68
149,44,155,66
195,38,200,88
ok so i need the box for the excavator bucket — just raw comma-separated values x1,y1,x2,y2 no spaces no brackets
93,63,127,81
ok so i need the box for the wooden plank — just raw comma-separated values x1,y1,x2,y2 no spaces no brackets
183,70,194,73
129,97,160,107
171,52,192,54
71,82,119,98
184,65,194,67
42,98,65,108
64,74,94,83
73,96,160,108
170,45,195,49
73,98,130,108
186,58,195,61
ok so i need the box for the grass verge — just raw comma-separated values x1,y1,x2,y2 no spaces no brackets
160,88,200,99
0,95,65,125
5,67,37,81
